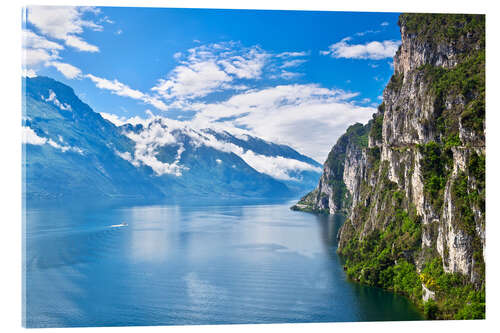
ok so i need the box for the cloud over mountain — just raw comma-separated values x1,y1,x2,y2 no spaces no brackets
22,7,392,164
321,37,401,60
185,84,374,161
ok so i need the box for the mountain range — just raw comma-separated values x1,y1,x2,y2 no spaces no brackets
22,76,322,204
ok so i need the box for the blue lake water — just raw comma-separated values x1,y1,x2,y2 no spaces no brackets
24,200,422,327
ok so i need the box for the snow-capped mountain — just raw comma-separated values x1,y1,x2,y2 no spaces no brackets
23,76,321,203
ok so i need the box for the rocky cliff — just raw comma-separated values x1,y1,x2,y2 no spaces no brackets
293,14,485,319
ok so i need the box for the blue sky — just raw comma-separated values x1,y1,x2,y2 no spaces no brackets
23,6,401,161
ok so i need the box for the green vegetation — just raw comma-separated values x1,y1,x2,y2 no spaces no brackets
404,14,485,142
328,179,350,211
293,189,321,213
370,112,384,143
325,123,370,168
468,152,485,211
339,159,424,304
339,182,423,303
346,123,370,149
317,13,485,321
386,73,404,93
461,89,485,134
418,141,453,210
366,147,381,171
444,133,461,149
421,258,485,319
340,199,485,319
421,50,485,140
321,122,371,212
399,14,485,47
450,168,485,283
338,138,484,319
451,172,476,236
423,299,439,320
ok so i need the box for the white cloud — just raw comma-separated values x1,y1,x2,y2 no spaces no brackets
115,150,133,162
143,97,168,111
280,59,307,69
276,51,309,58
86,74,168,111
94,43,309,111
87,74,144,99
152,61,232,100
46,61,82,79
114,150,140,167
112,113,322,180
355,30,379,37
22,69,37,78
23,7,105,74
79,6,102,16
322,38,401,60
42,90,72,111
27,6,101,52
46,138,72,152
238,150,321,180
22,126,83,154
23,126,47,145
279,71,302,80
33,36,372,163
186,127,321,180
120,121,188,176
100,112,128,126
217,47,269,79
184,84,373,162
22,30,62,67
99,16,114,25
152,43,270,102
23,48,59,66
64,35,99,52
100,112,149,127
22,29,63,51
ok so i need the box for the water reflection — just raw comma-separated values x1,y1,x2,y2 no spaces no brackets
25,201,421,327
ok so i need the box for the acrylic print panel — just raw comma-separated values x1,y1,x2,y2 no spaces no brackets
22,6,485,328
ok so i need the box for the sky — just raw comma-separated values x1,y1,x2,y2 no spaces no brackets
22,6,401,162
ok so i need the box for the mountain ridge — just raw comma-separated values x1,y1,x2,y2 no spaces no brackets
23,76,321,204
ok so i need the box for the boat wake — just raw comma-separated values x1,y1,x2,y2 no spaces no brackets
110,223,128,228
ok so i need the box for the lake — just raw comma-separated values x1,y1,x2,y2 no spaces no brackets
24,200,422,327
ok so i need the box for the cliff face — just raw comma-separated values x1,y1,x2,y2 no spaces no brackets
293,122,370,214
293,14,485,319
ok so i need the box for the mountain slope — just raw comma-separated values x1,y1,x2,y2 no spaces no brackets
23,76,167,202
23,76,321,203
293,14,485,319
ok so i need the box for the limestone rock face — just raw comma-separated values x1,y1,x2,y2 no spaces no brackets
422,283,436,302
295,14,485,287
